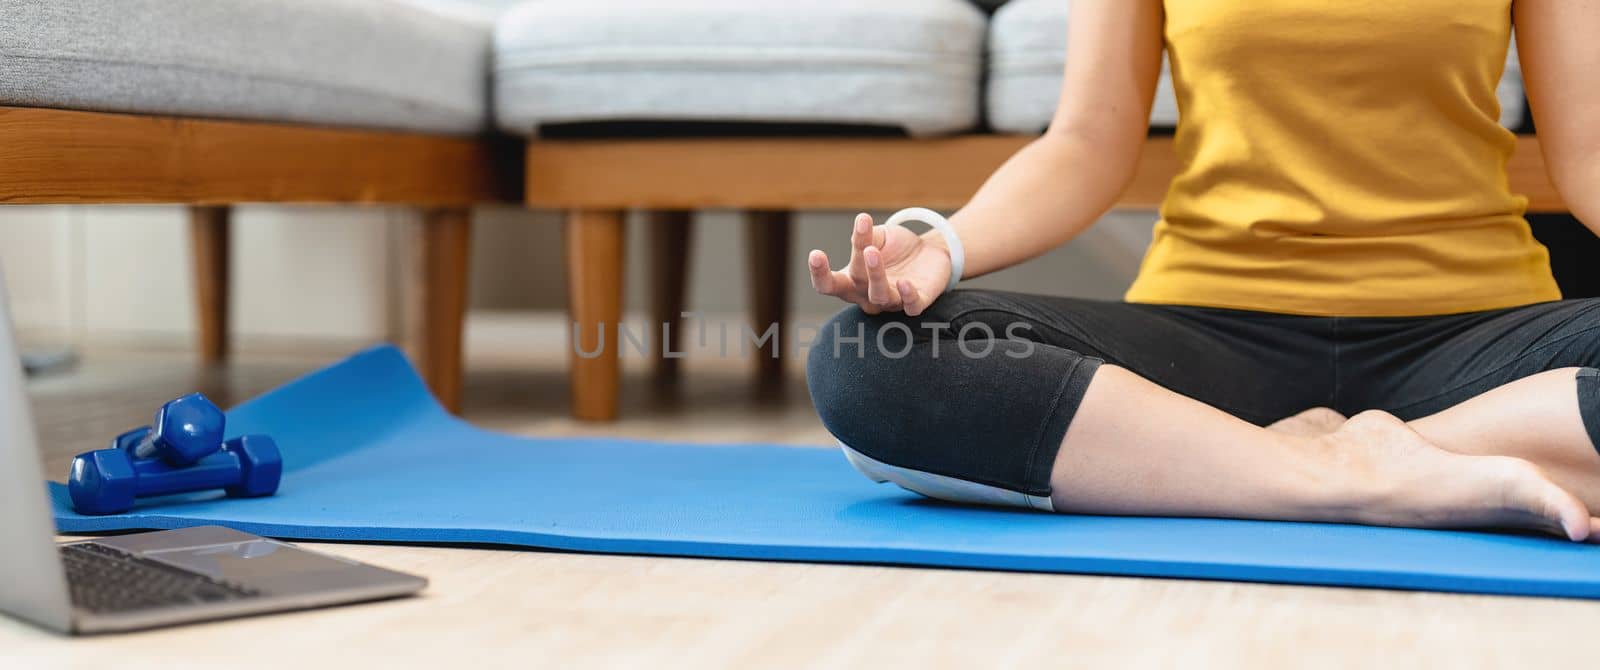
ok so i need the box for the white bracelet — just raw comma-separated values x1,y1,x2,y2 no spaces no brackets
884,207,965,295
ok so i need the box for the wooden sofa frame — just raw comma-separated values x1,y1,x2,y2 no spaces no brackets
525,134,1567,421
0,105,519,413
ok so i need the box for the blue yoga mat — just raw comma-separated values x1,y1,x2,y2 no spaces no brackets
51,346,1600,599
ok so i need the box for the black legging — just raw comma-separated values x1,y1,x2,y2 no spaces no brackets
805,290,1600,501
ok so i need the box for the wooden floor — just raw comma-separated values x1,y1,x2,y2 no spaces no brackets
5,344,1599,668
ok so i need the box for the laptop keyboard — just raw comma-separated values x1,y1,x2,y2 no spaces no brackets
60,542,262,614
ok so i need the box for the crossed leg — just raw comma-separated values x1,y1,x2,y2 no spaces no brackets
1273,369,1600,512
1409,369,1600,505
810,294,1600,541
1046,365,1600,541
1269,300,1600,512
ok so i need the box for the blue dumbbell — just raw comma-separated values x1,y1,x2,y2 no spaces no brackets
69,435,283,515
111,393,226,467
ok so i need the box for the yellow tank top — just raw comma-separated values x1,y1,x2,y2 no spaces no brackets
1124,0,1560,316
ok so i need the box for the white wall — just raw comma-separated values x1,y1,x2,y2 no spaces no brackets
0,207,75,340
0,206,406,350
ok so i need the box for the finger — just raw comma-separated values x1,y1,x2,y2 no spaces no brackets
808,250,836,294
809,250,859,301
864,246,898,307
848,213,873,283
1544,485,1591,542
899,280,925,317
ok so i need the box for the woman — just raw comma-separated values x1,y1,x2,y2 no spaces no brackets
805,0,1600,540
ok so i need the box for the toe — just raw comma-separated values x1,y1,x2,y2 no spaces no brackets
1549,492,1591,542
1504,461,1592,541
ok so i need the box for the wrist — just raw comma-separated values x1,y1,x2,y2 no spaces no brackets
924,233,957,281
886,207,964,293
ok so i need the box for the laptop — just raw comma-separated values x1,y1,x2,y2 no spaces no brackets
0,271,427,634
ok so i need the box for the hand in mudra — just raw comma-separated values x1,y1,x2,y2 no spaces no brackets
808,213,953,316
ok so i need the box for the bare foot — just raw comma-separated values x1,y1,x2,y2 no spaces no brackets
1314,411,1598,541
1268,407,1347,437
1404,369,1600,514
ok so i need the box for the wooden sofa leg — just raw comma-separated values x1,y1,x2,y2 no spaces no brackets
746,210,791,386
188,205,231,364
412,208,472,414
566,209,626,421
647,211,692,384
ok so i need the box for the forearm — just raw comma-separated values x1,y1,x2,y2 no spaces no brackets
1553,156,1600,236
1514,0,1600,236
932,129,1143,279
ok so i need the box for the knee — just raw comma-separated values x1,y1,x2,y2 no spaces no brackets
806,307,871,437
805,307,917,448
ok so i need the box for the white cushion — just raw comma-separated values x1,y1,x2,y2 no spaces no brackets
987,0,1527,134
493,0,986,137
1499,37,1527,130
0,0,491,134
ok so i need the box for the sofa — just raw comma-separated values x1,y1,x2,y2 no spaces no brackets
0,0,515,413
0,0,1565,421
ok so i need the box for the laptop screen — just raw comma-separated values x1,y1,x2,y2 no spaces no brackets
0,268,74,631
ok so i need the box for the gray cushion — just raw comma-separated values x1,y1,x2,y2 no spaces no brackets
988,0,1527,134
988,0,1177,133
392,0,523,24
0,0,491,134
493,0,986,137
